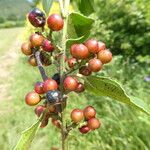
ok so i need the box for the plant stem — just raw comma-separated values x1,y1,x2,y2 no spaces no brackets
59,0,70,149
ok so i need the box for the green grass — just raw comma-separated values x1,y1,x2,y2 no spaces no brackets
0,28,22,55
0,29,150,150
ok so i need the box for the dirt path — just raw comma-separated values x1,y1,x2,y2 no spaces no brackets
0,32,22,102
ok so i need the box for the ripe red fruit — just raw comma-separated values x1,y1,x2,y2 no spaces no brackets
30,33,44,47
84,39,99,54
28,8,46,27
43,79,58,92
88,58,102,72
28,55,37,66
70,109,84,123
34,105,46,117
70,44,89,59
63,76,78,91
75,82,85,93
21,42,32,55
67,58,77,68
79,66,92,76
98,41,106,52
25,91,41,106
42,39,54,52
34,82,45,94
87,118,101,130
79,125,90,134
47,14,64,31
51,118,61,128
83,106,96,120
97,49,112,64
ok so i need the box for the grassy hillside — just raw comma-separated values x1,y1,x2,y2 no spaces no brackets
0,0,31,21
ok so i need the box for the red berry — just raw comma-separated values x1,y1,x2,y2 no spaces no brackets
87,118,101,130
83,106,96,120
25,91,41,106
30,33,44,47
21,42,32,55
71,109,84,123
70,44,89,59
28,55,37,66
70,44,77,58
79,66,92,76
42,39,54,52
47,14,64,31
97,49,112,64
98,41,106,52
51,118,61,128
67,58,77,68
79,125,90,134
63,76,78,91
43,79,58,92
75,82,85,93
34,82,45,94
88,58,102,72
34,105,46,117
84,39,99,54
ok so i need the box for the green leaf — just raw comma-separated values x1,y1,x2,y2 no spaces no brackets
14,120,41,150
85,76,150,115
79,0,95,16
66,12,94,48
42,0,53,15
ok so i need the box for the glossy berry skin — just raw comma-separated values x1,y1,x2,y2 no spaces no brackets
75,82,85,93
79,66,92,76
51,118,61,128
28,55,37,66
21,42,32,55
84,39,99,54
71,109,84,123
42,39,54,52
25,91,41,106
67,58,77,68
63,76,78,91
28,8,46,27
83,106,96,120
46,90,61,103
30,33,44,47
47,14,64,31
88,58,102,72
87,118,101,130
52,73,60,84
97,49,112,64
34,105,45,117
79,125,90,134
43,79,58,92
70,44,89,59
98,41,106,52
34,82,45,94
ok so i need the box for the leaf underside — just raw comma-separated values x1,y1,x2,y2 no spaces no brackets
14,120,41,150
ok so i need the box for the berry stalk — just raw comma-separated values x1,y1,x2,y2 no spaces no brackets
59,0,70,149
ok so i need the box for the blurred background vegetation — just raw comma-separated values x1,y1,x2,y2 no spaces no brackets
0,0,149,150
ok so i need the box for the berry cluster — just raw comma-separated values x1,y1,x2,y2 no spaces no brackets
21,8,112,132
71,106,100,134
